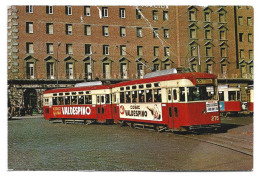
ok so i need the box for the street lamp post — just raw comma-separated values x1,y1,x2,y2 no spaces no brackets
197,44,201,72
56,42,61,87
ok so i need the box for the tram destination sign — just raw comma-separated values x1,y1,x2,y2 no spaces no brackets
206,101,219,112
196,78,213,85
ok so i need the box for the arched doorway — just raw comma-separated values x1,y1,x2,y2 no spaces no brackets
24,89,37,112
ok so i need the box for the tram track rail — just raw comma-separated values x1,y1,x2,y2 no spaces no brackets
173,132,253,157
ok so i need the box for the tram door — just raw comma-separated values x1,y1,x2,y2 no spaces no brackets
167,88,179,129
97,95,106,122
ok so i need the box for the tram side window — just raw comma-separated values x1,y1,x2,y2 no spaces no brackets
101,95,105,103
139,90,145,102
180,87,185,102
146,89,153,102
218,91,224,101
44,98,49,106
78,95,84,104
71,96,77,105
106,94,110,104
52,97,58,105
228,91,236,101
168,89,172,101
65,96,70,105
154,88,161,102
97,95,100,104
112,93,116,103
126,91,131,103
173,89,177,101
85,95,92,104
132,91,137,103
58,97,64,105
120,92,125,103
237,91,240,100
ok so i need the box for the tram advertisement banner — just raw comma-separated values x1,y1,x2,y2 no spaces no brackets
119,103,162,121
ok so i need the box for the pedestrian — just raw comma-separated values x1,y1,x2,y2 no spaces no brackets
28,105,33,116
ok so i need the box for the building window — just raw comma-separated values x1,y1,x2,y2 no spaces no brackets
26,42,33,54
102,7,108,17
190,29,196,39
85,63,92,80
207,64,213,74
238,16,243,25
219,30,226,40
46,62,55,79
47,43,54,54
205,29,211,40
189,11,196,21
248,33,253,42
66,24,72,35
205,47,212,57
26,62,34,79
120,63,128,79
103,45,109,55
153,28,159,38
154,46,159,56
239,33,244,42
66,44,73,55
241,65,246,78
249,50,253,59
153,10,158,20
85,44,91,55
66,62,74,79
120,8,125,18
249,66,253,75
164,47,170,56
153,64,159,71
163,11,168,20
239,49,244,59
26,5,33,13
136,9,142,19
65,6,72,15
103,63,111,79
84,6,91,16
120,45,126,56
137,27,142,37
220,47,227,57
46,23,53,34
46,6,53,14
247,17,252,26
219,13,226,23
164,64,171,70
120,27,126,37
84,25,91,36
137,46,143,56
137,63,144,78
164,29,169,39
191,46,197,56
191,64,197,72
221,64,227,75
204,12,211,22
103,26,109,36
26,22,33,34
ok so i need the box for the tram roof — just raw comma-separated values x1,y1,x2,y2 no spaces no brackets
43,84,111,94
112,72,216,88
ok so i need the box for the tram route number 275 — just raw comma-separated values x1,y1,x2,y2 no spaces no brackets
211,116,219,121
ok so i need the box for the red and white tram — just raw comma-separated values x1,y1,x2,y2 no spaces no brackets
247,85,254,113
43,72,221,131
218,86,242,116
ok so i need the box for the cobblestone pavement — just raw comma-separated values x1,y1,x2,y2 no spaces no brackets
8,115,253,171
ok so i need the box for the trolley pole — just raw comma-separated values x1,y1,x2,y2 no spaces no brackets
56,42,61,87
198,44,201,72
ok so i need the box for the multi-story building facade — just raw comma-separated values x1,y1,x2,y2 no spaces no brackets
7,5,253,112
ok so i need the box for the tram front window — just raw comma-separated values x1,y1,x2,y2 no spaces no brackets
187,86,215,101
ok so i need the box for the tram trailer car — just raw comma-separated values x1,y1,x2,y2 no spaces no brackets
43,85,113,124
112,72,221,131
218,86,242,116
